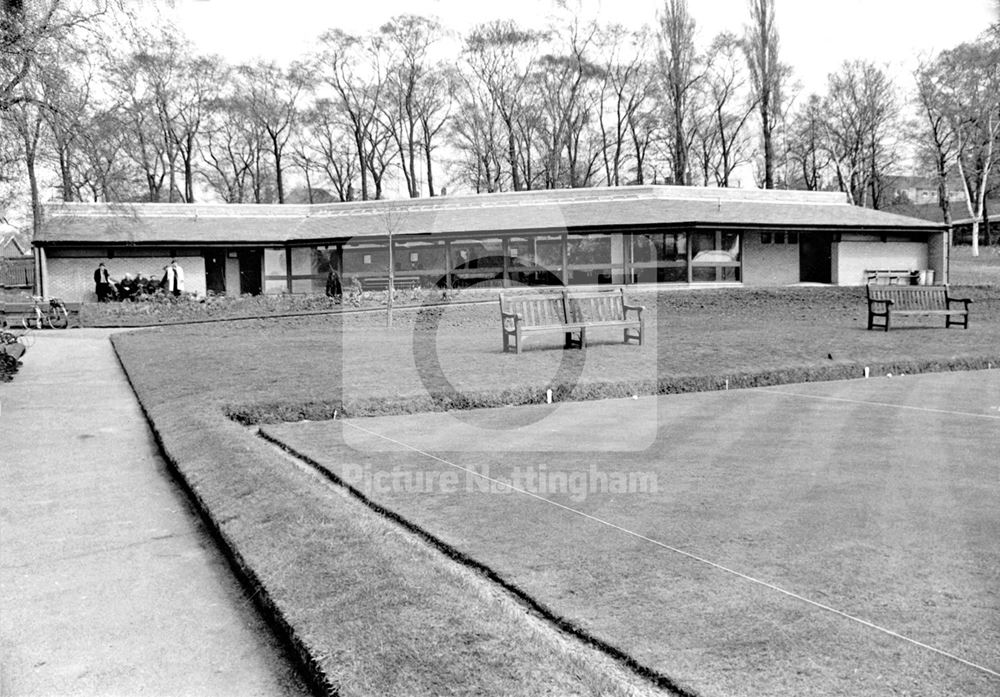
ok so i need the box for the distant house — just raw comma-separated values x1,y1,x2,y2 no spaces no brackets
1,231,31,258
885,174,964,206
34,186,948,302
0,229,35,288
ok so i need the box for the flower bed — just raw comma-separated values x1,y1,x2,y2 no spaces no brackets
80,286,469,326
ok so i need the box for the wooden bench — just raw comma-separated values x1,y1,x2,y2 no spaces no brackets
866,284,971,331
359,275,421,292
866,269,918,285
499,288,644,353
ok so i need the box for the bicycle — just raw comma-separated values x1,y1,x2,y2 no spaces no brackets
19,297,69,330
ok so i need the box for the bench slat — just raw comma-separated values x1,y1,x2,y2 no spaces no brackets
866,284,970,331
500,289,643,353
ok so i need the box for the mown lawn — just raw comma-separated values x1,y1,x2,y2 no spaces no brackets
111,285,1000,696
115,285,1000,424
262,370,1000,697
950,244,1000,286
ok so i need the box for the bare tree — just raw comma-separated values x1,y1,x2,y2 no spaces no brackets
928,34,1000,253
914,59,959,227
743,0,787,189
238,60,307,204
695,31,758,187
106,44,170,202
314,28,386,201
534,17,602,188
450,67,506,192
464,20,540,191
785,93,829,191
822,61,900,209
299,99,360,201
596,25,653,187
656,0,700,185
378,15,447,198
201,93,260,203
73,105,131,202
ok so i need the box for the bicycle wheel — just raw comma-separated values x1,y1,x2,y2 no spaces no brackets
46,305,68,329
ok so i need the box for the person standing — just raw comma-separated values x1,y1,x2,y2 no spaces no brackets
94,263,112,302
325,268,342,300
162,259,185,297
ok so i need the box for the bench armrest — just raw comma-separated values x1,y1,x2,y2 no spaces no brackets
623,303,645,319
867,298,894,308
946,296,972,308
500,310,524,328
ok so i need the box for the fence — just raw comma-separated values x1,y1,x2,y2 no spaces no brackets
0,258,35,288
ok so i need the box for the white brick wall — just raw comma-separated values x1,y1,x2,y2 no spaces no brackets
742,232,800,286
833,242,927,286
45,256,206,302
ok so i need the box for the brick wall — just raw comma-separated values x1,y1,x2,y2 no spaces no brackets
742,232,800,286
45,255,206,302
832,241,927,286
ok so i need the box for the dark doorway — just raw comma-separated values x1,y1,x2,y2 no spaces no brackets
799,232,832,283
238,249,263,295
203,251,226,294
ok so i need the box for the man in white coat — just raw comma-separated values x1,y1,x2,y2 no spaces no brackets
163,259,185,297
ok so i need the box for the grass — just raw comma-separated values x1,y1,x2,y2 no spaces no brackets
109,283,1000,696
950,244,1000,286
261,373,1000,696
113,332,684,697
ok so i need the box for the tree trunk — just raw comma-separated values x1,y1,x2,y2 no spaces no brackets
421,120,436,197
762,113,774,189
507,127,521,191
185,134,195,203
272,133,285,204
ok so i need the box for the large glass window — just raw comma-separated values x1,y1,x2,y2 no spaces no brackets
448,237,505,288
394,238,448,288
342,240,389,290
566,233,614,285
507,235,565,286
630,232,687,283
691,231,741,282
263,247,287,294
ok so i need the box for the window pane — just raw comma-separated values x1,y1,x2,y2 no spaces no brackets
567,233,613,285
691,231,741,283
343,240,388,290
394,238,448,288
263,248,287,294
630,232,687,283
507,236,564,286
449,237,505,288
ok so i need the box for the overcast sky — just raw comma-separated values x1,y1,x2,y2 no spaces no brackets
167,0,998,96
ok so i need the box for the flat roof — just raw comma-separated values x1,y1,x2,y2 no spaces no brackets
36,185,945,246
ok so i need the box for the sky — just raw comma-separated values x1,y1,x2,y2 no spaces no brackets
167,0,999,97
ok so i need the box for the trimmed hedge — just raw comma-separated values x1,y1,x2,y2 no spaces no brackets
225,354,1000,425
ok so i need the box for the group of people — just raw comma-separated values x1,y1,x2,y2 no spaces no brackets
94,260,185,302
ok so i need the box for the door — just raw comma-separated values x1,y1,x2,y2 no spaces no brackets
799,232,832,283
238,249,263,295
203,251,226,294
